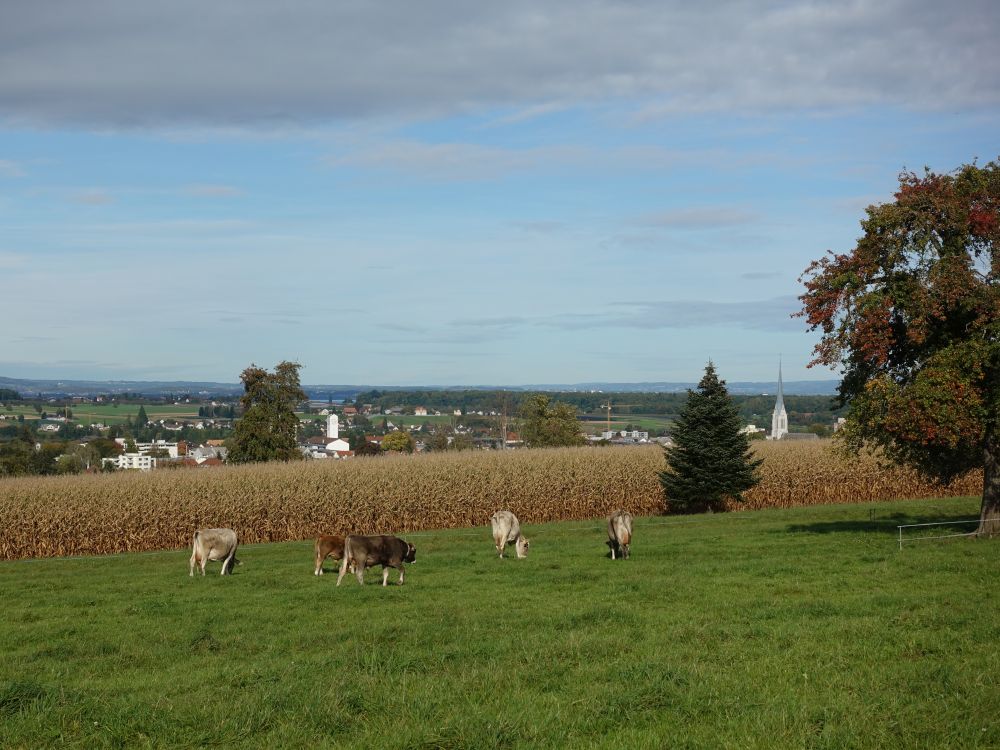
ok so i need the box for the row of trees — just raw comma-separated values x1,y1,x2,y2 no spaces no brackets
352,388,844,426
0,430,123,477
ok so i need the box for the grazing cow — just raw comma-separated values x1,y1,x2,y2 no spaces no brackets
490,510,530,559
607,510,633,560
313,534,347,576
336,535,416,586
189,528,239,576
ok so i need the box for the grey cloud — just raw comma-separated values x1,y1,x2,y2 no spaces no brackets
71,189,114,205
183,184,242,197
450,297,802,333
511,221,566,235
546,297,803,332
453,317,527,329
641,207,759,230
0,1,996,127
10,336,56,343
380,323,429,334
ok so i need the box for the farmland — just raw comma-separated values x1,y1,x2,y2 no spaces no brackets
1,495,996,748
0,441,981,560
0,403,201,426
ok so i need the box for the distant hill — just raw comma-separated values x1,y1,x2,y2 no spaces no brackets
0,375,840,399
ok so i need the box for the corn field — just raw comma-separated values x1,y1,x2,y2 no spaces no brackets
0,441,982,560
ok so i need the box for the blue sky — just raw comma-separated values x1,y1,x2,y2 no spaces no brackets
1,1,997,385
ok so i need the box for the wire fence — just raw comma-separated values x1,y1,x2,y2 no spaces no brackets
896,519,981,550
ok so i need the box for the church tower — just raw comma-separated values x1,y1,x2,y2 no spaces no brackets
770,360,788,440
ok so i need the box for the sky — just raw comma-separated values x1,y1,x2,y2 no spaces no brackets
1,0,998,386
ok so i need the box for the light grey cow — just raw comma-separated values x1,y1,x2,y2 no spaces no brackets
607,510,633,560
490,510,530,559
189,528,239,576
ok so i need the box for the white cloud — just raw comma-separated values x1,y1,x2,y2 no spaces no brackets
326,140,584,181
0,159,25,177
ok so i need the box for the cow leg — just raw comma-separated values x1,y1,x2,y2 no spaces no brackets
314,552,323,575
355,563,365,585
397,566,405,586
222,551,235,575
189,551,197,577
382,567,389,587
336,555,349,586
611,543,616,560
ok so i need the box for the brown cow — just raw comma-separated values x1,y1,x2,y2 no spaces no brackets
336,534,416,586
490,510,530,559
607,510,633,560
189,528,239,576
313,534,346,576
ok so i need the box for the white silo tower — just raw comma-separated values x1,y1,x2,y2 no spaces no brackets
327,413,339,439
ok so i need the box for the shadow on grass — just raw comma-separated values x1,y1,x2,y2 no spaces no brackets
784,512,980,536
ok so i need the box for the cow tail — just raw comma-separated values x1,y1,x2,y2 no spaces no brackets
344,536,355,566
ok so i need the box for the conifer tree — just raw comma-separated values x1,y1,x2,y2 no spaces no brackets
135,404,148,427
660,361,762,513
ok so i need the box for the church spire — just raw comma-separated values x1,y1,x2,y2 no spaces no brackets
775,357,785,412
771,357,788,440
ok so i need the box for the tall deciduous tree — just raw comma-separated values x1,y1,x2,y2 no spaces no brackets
380,430,415,453
518,394,585,448
799,160,999,535
228,361,307,464
660,362,762,513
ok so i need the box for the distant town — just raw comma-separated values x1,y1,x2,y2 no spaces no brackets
0,375,846,475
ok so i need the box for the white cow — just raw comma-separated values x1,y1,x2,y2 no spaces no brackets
490,510,530,559
189,528,239,576
607,510,633,560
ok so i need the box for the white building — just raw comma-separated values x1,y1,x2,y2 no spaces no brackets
325,413,350,453
600,429,649,442
114,439,182,458
103,453,157,471
770,361,788,440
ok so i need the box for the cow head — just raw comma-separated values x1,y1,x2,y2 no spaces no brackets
404,543,417,563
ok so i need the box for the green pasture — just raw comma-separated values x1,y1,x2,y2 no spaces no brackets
1,496,997,748
579,414,674,434
373,414,459,428
0,403,201,426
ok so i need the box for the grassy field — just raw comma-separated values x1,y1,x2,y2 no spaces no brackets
1,496,997,748
0,403,201,426
579,414,674,434
1,443,982,560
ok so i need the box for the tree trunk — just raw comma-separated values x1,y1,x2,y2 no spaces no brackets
979,429,1000,537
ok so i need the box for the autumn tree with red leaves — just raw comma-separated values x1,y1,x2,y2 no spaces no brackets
799,159,1000,536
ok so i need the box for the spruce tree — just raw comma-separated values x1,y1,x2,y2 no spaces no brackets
135,404,148,427
660,361,762,513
